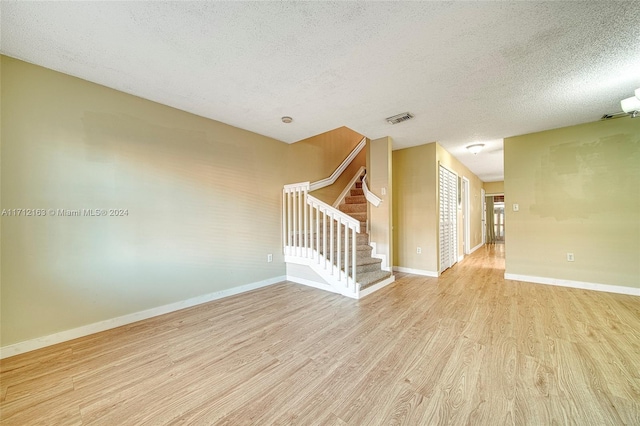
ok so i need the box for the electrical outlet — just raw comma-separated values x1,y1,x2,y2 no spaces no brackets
513,203,519,212
417,247,422,254
566,253,574,262
267,254,273,263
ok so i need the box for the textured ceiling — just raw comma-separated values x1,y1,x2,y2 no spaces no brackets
2,2,639,182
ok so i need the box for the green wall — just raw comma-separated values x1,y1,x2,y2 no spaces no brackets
504,118,640,289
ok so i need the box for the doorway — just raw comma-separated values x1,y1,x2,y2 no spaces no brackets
485,194,505,244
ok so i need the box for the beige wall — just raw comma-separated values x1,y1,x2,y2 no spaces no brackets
504,118,640,289
392,143,438,273
367,137,393,270
1,56,289,346
392,142,485,274
483,181,504,194
287,126,365,205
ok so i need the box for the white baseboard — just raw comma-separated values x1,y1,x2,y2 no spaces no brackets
458,255,464,262
0,275,286,360
504,273,640,297
393,266,438,278
470,242,484,253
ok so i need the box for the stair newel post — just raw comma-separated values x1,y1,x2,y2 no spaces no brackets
322,209,327,270
296,188,304,256
287,189,293,255
351,227,357,291
329,212,335,275
313,204,320,263
336,218,342,280
303,187,308,257
344,224,349,287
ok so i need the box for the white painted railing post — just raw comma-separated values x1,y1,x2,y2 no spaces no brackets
352,227,357,291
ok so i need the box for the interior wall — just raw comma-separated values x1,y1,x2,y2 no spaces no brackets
504,117,640,290
483,181,504,194
392,143,438,273
367,137,393,270
1,56,289,346
286,126,365,205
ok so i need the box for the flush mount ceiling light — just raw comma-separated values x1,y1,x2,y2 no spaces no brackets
620,88,640,118
466,143,485,155
281,116,293,123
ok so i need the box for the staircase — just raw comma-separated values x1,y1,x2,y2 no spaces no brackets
337,178,392,290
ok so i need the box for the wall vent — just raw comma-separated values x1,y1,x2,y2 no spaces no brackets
386,112,414,124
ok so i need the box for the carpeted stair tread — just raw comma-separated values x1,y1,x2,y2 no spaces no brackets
358,270,393,289
339,203,367,213
345,195,366,204
350,188,364,196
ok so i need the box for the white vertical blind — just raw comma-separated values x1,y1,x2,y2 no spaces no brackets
439,165,458,273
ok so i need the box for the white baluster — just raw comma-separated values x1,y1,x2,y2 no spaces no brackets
352,227,357,291
322,210,327,270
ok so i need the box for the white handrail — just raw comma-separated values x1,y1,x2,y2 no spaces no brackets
362,174,382,207
307,194,360,233
309,138,366,192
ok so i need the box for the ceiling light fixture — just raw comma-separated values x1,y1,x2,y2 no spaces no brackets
620,88,640,118
281,116,293,123
466,143,485,155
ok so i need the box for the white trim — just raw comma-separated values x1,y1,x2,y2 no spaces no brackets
504,273,640,297
370,242,389,271
361,174,382,207
309,137,367,191
470,242,484,253
333,166,365,208
284,181,310,191
286,275,348,296
393,266,439,277
307,194,360,233
285,255,358,298
359,275,396,298
0,276,286,359
458,255,464,262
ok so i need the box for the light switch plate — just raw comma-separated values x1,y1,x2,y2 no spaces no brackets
513,203,519,212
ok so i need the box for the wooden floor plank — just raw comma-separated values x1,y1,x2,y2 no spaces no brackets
1,244,639,425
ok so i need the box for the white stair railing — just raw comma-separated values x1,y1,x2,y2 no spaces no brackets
283,182,360,292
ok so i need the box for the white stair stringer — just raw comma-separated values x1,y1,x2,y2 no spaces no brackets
285,249,395,299
285,252,359,299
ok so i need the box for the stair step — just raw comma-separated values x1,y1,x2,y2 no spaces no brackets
355,181,363,189
350,188,364,196
339,203,367,214
358,270,393,289
345,195,366,204
348,212,367,221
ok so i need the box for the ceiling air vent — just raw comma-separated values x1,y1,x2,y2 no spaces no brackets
386,112,414,125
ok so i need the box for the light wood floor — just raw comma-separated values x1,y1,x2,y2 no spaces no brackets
1,245,639,425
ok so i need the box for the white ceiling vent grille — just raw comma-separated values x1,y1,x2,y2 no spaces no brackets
386,112,414,125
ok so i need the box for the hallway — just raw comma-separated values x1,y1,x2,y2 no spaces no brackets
1,247,639,424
